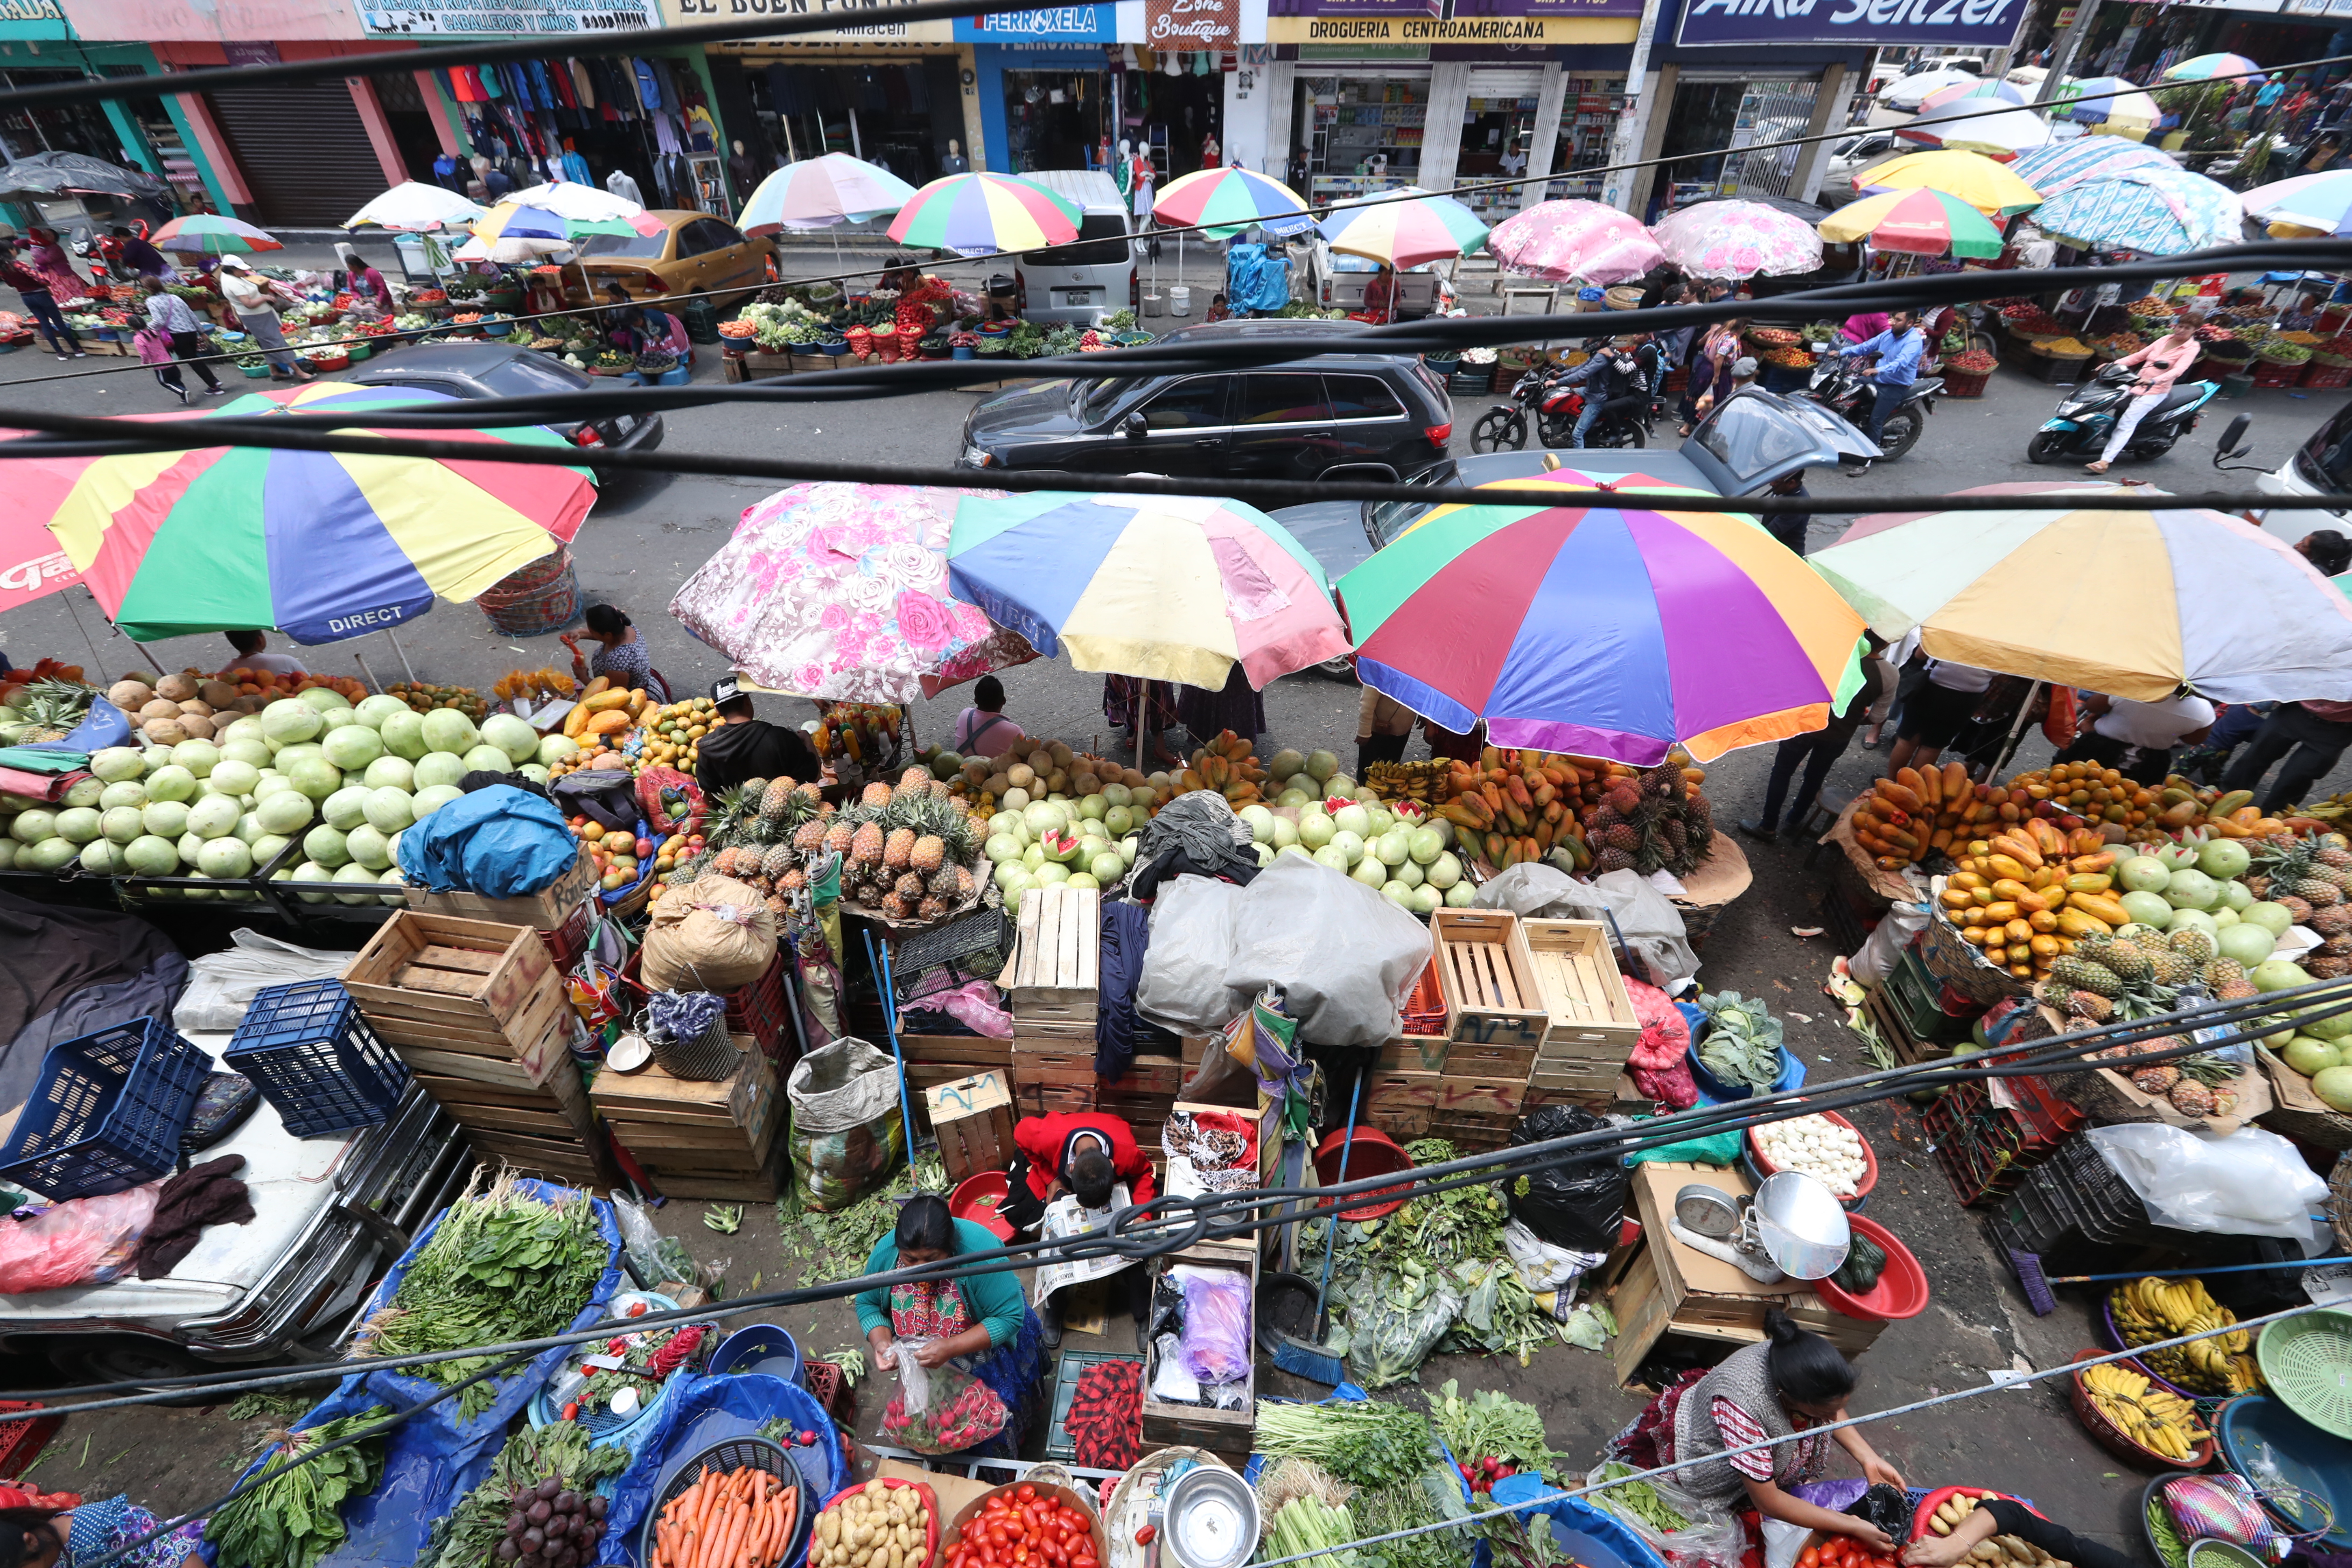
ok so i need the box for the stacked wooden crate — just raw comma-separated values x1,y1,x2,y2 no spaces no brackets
1099,1051,1183,1168
591,1035,780,1200
1523,919,1642,1111
340,912,603,1186
1004,885,1100,1119
1417,910,1542,1151
895,1034,1014,1133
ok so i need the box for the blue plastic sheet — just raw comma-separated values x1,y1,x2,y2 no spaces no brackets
206,1180,622,1568
602,1371,848,1567
395,783,579,896
1489,1474,1672,1568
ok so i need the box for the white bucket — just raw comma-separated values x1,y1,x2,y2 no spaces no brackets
1170,285,1192,317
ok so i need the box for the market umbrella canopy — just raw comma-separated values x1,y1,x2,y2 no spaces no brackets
1650,200,1822,280
0,500,78,617
1859,150,2043,216
474,183,664,245
1896,80,2052,158
2056,77,2164,136
23,382,595,645
0,151,167,202
947,492,1347,691
2007,138,2178,199
669,482,1034,703
1882,66,1991,111
1336,468,1867,765
888,172,1080,257
149,214,283,256
1153,166,1315,239
1811,483,2352,703
1818,187,2005,257
1317,186,1489,271
739,153,918,234
2029,165,2242,255
344,181,491,233
2243,170,2352,236
1487,199,1665,284
2163,53,2263,83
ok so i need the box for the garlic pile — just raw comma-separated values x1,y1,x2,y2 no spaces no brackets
1753,1113,1868,1197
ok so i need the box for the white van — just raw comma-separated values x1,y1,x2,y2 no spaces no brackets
2230,403,2352,545
1015,169,1138,326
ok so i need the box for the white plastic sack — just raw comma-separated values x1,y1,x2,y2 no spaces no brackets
1222,856,1431,1047
1137,874,1252,1035
2085,1123,2330,1244
1478,866,1698,988
1502,1219,1604,1292
1852,900,1930,988
173,930,355,1034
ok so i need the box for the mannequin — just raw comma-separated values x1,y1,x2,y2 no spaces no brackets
729,138,758,203
942,137,970,175
1113,138,1133,204
606,166,645,207
1200,130,1220,170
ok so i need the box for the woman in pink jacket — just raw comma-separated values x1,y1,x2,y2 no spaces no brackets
2084,316,2202,474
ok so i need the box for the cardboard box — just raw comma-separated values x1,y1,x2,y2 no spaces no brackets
924,1069,1017,1185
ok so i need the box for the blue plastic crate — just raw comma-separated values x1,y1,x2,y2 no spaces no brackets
0,1018,208,1200
222,980,410,1138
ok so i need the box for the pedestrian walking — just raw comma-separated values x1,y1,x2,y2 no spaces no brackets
1762,471,1812,556
2084,316,2200,474
1739,636,1889,843
138,279,223,402
214,257,310,381
1831,310,1925,473
2217,699,2352,811
0,240,83,360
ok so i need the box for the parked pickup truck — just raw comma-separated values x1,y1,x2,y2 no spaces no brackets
0,1072,472,1396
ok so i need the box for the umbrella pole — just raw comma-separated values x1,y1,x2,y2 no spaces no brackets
1136,678,1147,774
384,627,420,684
1993,680,2046,778
353,649,385,694
59,586,129,676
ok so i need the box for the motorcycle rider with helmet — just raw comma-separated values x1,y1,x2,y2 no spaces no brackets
1830,310,1926,475
1561,333,1660,448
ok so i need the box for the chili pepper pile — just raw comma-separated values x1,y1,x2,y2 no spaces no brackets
943,1483,1100,1568
1062,1360,1142,1470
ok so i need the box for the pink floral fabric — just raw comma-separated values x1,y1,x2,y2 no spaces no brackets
668,482,1035,704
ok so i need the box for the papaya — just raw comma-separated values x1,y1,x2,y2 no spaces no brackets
2055,907,2113,938
585,709,631,737
2066,891,2131,926
1986,853,2031,881
562,702,592,739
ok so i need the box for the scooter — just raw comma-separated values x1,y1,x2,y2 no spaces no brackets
1469,354,1651,452
1800,352,1942,463
2025,361,2219,466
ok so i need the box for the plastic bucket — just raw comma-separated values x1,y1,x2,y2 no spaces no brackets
1170,285,1192,317
951,1171,1014,1240
1312,1125,1413,1220
709,1324,805,1387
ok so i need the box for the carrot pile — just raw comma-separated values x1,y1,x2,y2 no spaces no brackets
652,1465,799,1568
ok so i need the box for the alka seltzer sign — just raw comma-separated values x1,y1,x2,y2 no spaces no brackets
356,0,659,32
1266,0,1641,44
1675,0,2026,47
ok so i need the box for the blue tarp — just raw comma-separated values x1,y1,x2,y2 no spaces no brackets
395,783,579,896
1489,1474,1672,1568
602,1371,848,1567
1224,243,1292,314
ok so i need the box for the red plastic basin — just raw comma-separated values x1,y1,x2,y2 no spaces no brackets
950,1171,1013,1240
1313,1126,1415,1220
1812,1213,1929,1322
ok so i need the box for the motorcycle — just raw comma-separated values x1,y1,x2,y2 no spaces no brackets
2025,360,2218,466
1469,353,1653,452
1800,352,1942,463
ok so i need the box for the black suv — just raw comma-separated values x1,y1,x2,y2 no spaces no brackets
956,319,1454,481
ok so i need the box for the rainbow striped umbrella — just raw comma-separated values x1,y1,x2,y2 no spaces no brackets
947,492,1347,690
1318,187,1489,270
1152,166,1315,239
25,382,594,643
473,183,664,246
888,172,1080,257
1859,150,2043,216
1337,469,1867,764
739,153,917,233
150,214,282,255
1818,187,2004,257
2164,53,2262,83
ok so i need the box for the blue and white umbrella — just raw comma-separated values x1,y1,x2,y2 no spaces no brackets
2031,165,2241,255
2008,137,2178,199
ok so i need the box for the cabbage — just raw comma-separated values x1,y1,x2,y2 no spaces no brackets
199,838,253,878
331,861,383,905
461,744,514,775
123,835,178,876
172,739,221,779
323,785,372,832
261,698,324,746
303,824,351,868
419,708,479,754
298,685,352,713
208,759,261,798
52,807,102,845
363,787,415,834
144,764,197,803
346,824,393,871
410,783,465,818
481,713,539,764
322,724,385,772
140,800,190,838
354,694,411,729
286,757,342,802
100,806,146,845
187,795,241,840
98,781,146,811
89,746,146,783
413,752,467,790
363,756,416,792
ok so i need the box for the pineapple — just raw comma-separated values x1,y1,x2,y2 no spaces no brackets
917,897,949,921
2204,956,2248,991
761,843,796,881
2280,894,2316,924
713,846,743,878
760,776,802,825
883,827,917,871
2167,1079,2216,1117
2317,843,2352,870
2068,990,2115,1022
2048,955,2124,998
2098,940,2154,983
927,863,963,901
955,865,976,900
911,834,946,874
2309,955,2351,979
881,892,915,920
2311,904,2352,936
2292,877,2344,908
0,678,94,745
861,782,895,809
2167,927,2217,965
779,867,807,893
895,871,927,901
2145,950,2197,988
824,819,856,857
2131,1063,2181,1094
850,821,886,867
793,819,830,855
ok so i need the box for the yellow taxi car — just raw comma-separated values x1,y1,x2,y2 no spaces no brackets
576,210,775,306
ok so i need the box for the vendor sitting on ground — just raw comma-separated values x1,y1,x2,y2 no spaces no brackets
695,674,822,796
1612,1310,1905,1551
855,1194,1043,1459
219,629,306,679
1,1484,207,1568
1004,1110,1159,1348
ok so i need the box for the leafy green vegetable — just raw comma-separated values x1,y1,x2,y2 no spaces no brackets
1697,991,1783,1089
1590,1460,1690,1535
206,1405,391,1568
421,1417,630,1568
1356,1465,1475,1568
1254,1401,1437,1492
1432,1381,1557,1481
774,1154,946,1286
1268,1495,1360,1567
1472,1499,1576,1567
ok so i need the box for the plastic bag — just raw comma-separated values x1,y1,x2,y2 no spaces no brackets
786,1037,907,1212
1507,1105,1628,1253
1626,979,1699,1109
1852,900,1929,987
1502,1220,1605,1292
2085,1123,2330,1243
1481,868,1698,988
0,1183,160,1293
1137,874,1252,1035
880,1340,1009,1455
1844,1483,1910,1540
1174,1265,1252,1385
1223,855,1432,1046
1590,1462,1751,1568
173,929,353,1034
1343,1268,1463,1388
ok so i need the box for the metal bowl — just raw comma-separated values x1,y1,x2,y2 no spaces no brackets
1675,1184,1742,1238
1752,1171,1852,1279
1164,1464,1258,1568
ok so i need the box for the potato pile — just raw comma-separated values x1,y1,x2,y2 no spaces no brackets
813,1479,930,1568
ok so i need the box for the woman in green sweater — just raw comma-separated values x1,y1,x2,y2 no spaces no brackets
855,1194,1043,1457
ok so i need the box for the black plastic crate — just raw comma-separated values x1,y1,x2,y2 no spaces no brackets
1043,1348,1145,1462
222,979,410,1138
0,1018,208,1200
890,906,1016,993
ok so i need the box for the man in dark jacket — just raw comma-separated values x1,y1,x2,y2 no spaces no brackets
693,675,822,796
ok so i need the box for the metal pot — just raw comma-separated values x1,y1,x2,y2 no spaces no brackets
1751,1172,1851,1280
1163,1466,1258,1568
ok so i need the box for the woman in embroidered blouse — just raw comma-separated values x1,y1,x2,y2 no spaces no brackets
0,1488,206,1568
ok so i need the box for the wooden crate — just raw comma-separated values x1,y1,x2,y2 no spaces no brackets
593,1034,781,1200
1422,1116,1512,1153
1012,1080,1097,1118
1364,1070,1440,1114
1436,1075,1527,1118
1006,884,1100,1037
1530,1058,1622,1096
340,912,568,1087
1523,919,1641,1062
898,1034,1014,1069
1171,1090,1285,1179
1111,1054,1185,1095
924,1070,1017,1186
402,848,597,930
1431,909,1546,1051
460,1125,604,1185
1139,1238,1257,1464
420,1050,593,1140
1609,1162,1822,1385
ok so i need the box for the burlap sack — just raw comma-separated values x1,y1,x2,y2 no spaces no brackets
640,873,778,992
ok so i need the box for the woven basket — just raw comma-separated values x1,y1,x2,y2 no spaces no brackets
2069,1351,2215,1471
2330,1151,2351,1255
1921,903,2031,1005
1941,367,1993,398
645,997,738,1081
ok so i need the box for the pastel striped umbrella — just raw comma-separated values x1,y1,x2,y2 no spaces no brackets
1896,80,2051,158
1818,187,2005,257
739,154,917,233
2244,170,2352,236
2061,77,2164,135
474,184,664,244
343,181,489,234
150,215,282,255
2029,165,2242,255
888,172,1080,257
1812,484,2352,702
947,492,1348,691
1336,468,1867,765
1859,150,2043,216
24,381,594,643
2163,53,2262,83
1318,187,1489,270
1488,199,1665,284
2008,138,2176,199
1153,166,1315,239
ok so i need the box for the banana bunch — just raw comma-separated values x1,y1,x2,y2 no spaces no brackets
2081,1361,2208,1461
1365,759,1449,803
2110,1277,2259,1394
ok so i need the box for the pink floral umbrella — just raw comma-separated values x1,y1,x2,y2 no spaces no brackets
1649,200,1823,281
1487,200,1665,285
668,482,1036,703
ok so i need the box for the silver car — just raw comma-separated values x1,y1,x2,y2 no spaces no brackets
1819,130,1903,206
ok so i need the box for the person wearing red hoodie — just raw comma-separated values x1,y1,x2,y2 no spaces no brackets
1006,1111,1158,1347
